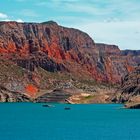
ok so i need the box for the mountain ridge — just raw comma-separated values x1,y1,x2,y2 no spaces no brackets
0,21,140,102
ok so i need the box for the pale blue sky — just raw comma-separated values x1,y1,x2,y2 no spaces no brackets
0,0,140,50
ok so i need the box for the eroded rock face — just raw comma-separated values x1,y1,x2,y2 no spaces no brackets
15,56,65,72
0,86,30,102
121,50,140,66
121,66,140,95
95,44,139,83
111,66,140,103
0,21,139,84
35,89,71,103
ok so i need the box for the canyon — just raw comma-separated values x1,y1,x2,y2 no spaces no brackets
0,21,140,104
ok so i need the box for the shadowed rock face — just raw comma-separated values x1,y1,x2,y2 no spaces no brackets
15,56,65,72
0,86,30,102
125,102,140,109
121,66,140,95
110,66,140,104
0,21,139,86
121,50,140,65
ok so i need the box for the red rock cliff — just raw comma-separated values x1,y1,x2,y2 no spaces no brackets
0,21,139,84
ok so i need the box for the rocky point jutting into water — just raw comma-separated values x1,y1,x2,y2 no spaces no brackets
0,21,140,103
111,66,140,108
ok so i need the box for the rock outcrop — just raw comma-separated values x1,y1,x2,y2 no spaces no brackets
111,66,140,104
35,89,71,103
0,86,30,102
121,66,140,95
125,103,140,109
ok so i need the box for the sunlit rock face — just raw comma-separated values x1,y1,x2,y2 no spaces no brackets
0,20,139,90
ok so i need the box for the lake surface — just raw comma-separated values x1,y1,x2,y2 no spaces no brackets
0,103,140,140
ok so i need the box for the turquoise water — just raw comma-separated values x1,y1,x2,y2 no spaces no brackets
0,103,140,140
